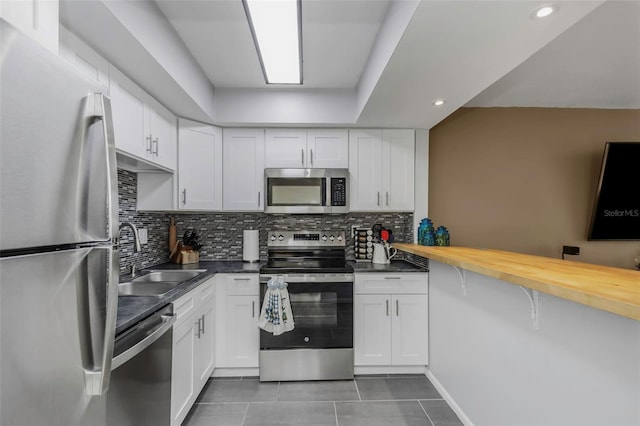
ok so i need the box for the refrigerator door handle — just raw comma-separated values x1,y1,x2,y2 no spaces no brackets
78,94,120,396
83,93,120,243
79,246,119,395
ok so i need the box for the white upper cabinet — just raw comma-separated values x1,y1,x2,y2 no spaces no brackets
265,129,307,168
0,0,59,53
111,75,148,160
306,129,349,168
265,129,348,168
348,130,384,211
382,129,415,211
223,129,265,211
147,106,177,171
178,118,222,210
110,67,177,171
349,129,414,211
59,26,110,94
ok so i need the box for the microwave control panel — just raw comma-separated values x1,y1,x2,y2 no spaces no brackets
330,178,347,206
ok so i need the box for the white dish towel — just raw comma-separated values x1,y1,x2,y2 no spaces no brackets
258,276,295,335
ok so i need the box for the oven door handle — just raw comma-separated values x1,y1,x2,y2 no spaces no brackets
112,314,175,370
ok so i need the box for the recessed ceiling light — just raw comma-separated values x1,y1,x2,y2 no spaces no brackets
534,5,554,18
433,99,445,107
243,0,302,85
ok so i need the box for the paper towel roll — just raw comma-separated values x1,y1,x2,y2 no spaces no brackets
243,230,259,262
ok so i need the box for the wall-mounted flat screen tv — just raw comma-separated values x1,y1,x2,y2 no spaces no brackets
587,142,640,240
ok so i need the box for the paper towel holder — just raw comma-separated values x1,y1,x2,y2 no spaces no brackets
243,229,260,263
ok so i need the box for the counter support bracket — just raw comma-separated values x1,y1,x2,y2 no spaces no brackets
452,265,467,296
519,286,540,330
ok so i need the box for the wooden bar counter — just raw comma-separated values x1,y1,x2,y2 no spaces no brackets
394,244,640,321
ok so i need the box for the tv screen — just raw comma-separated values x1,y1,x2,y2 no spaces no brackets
587,142,640,240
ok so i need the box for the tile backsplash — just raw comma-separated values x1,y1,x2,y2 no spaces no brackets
118,169,414,273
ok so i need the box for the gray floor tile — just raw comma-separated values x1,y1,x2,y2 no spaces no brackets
354,374,389,379
336,401,431,426
182,402,247,426
356,377,441,400
420,400,463,426
277,380,359,401
388,374,428,378
243,401,337,426
196,379,279,403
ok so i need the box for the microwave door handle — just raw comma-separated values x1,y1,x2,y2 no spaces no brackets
322,178,328,207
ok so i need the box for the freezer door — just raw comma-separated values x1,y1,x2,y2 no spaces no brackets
0,21,119,250
0,246,118,426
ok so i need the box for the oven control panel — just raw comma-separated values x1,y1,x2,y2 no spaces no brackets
267,230,345,247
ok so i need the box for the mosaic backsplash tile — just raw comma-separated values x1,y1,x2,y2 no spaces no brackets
118,169,414,274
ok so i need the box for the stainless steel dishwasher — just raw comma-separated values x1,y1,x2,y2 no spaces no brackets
107,304,175,426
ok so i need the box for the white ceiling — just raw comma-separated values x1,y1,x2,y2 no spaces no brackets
156,0,390,89
466,0,640,109
59,0,640,129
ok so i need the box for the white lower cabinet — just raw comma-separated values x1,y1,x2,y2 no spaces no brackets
354,273,428,368
171,278,216,426
215,274,260,370
171,316,196,426
194,281,216,390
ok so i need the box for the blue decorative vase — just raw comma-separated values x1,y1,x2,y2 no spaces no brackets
435,226,450,246
418,218,435,246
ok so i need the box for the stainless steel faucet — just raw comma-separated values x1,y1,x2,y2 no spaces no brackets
119,222,142,253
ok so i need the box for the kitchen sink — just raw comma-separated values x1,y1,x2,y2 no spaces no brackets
118,281,180,297
134,270,207,283
118,269,207,296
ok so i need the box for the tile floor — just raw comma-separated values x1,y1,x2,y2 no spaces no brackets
183,375,463,426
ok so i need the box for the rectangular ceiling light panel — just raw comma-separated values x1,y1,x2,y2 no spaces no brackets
244,0,302,84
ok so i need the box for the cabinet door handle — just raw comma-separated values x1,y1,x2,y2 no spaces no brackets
386,299,389,317
182,189,187,205
258,191,261,207
153,137,159,156
301,149,304,165
195,319,201,338
201,314,205,334
234,278,251,281
252,301,256,318
386,192,389,206
146,135,153,154
377,192,380,206
396,299,399,317
384,276,401,280
310,149,313,165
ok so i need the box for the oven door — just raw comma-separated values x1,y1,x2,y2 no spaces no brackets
259,276,353,349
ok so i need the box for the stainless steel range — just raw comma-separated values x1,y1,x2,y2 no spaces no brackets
259,230,354,382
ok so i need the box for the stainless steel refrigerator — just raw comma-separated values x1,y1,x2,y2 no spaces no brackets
0,21,119,426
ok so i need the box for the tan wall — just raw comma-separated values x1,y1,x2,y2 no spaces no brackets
428,107,640,269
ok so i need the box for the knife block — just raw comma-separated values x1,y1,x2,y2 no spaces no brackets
170,242,200,264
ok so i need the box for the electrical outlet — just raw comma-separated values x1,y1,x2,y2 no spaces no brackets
562,245,580,256
138,228,148,245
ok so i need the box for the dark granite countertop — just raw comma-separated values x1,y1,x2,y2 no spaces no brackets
116,260,262,335
117,259,425,334
349,260,428,273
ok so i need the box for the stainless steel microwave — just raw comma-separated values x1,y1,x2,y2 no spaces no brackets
264,168,349,214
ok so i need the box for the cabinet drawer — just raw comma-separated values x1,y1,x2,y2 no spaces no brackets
199,279,215,303
226,274,259,296
173,287,199,327
354,273,428,295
